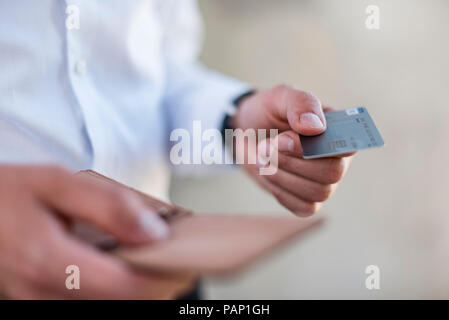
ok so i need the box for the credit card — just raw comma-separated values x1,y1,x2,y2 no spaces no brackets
299,107,384,159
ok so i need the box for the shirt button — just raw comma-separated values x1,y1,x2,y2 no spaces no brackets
74,60,87,76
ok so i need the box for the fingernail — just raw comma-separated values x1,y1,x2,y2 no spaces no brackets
140,211,169,240
300,112,324,129
256,140,274,168
277,135,294,153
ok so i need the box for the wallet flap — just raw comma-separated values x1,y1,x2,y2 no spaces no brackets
77,170,323,275
115,213,322,275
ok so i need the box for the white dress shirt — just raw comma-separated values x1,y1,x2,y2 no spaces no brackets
0,0,248,199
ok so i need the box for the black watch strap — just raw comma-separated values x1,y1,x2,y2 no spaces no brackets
221,90,256,134
231,89,257,109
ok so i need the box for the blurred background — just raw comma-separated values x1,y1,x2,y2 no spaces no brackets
170,0,449,299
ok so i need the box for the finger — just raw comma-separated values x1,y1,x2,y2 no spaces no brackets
277,154,352,185
6,265,196,300
273,130,356,160
36,226,193,299
275,130,302,156
259,133,353,186
131,271,198,300
270,85,326,136
258,176,322,217
0,203,137,299
28,166,168,245
264,168,338,203
323,105,337,113
4,278,68,299
5,204,193,300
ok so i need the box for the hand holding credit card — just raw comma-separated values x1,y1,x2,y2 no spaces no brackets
299,107,384,159
229,86,379,215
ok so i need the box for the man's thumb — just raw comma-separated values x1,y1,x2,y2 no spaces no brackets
281,88,326,136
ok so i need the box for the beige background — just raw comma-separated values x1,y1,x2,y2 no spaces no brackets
170,0,449,299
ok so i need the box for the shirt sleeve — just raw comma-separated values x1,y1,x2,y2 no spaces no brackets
160,0,250,134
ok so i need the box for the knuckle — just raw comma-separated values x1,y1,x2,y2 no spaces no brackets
22,238,55,287
18,249,50,287
288,88,312,102
107,189,133,212
272,171,283,184
323,158,345,184
269,186,285,205
295,202,321,217
276,196,287,208
303,91,316,101
273,84,297,100
311,184,333,202
103,189,125,216
283,202,298,215
274,84,291,94
311,202,323,214
105,189,141,227
277,154,290,170
47,165,69,177
274,84,308,100
298,91,321,109
302,90,318,102
31,165,72,198
20,263,45,286
271,187,283,202
265,170,281,185
45,165,71,185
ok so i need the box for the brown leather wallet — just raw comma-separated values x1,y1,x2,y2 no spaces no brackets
78,170,323,276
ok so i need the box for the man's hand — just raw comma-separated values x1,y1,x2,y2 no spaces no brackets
0,165,194,299
231,85,354,216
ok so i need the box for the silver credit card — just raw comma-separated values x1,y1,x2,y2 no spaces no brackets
299,107,384,159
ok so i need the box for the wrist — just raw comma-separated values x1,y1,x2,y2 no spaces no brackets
228,90,257,130
221,90,256,132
